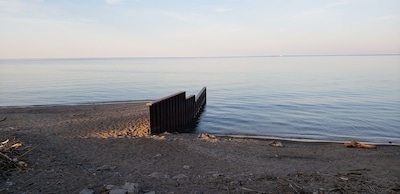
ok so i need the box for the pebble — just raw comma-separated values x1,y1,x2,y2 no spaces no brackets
123,182,139,194
79,188,94,194
17,161,28,168
183,165,191,169
80,181,157,194
148,172,171,179
109,188,128,194
153,153,162,158
212,173,224,177
96,165,116,171
172,174,188,181
106,185,119,190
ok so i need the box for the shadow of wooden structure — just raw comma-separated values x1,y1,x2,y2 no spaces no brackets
146,87,206,134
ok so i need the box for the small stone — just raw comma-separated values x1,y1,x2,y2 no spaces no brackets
172,174,188,181
153,153,162,158
148,172,171,179
122,182,139,194
17,161,27,167
183,165,191,169
79,188,95,194
144,191,156,194
109,188,128,194
212,173,224,177
229,180,240,186
106,185,119,190
97,165,116,171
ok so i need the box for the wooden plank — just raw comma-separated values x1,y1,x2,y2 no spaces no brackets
146,91,185,106
195,87,206,116
185,95,195,129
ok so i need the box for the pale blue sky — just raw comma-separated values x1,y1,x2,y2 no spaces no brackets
0,0,399,59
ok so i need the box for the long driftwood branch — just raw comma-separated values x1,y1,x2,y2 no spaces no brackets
0,117,7,122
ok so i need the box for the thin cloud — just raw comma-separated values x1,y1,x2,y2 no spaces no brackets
296,1,348,17
105,0,124,5
323,1,348,9
0,0,59,18
0,0,30,14
373,14,400,21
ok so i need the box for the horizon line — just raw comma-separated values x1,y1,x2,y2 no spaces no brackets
1,53,399,61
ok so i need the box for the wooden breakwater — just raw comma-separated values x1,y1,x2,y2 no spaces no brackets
146,87,206,134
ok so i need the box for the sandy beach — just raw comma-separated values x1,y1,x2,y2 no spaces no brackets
0,102,399,193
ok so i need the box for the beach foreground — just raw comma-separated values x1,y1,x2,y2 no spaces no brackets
0,102,399,193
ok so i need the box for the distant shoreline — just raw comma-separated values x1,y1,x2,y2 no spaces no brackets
1,53,399,61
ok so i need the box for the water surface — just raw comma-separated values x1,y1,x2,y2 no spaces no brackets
1,56,399,144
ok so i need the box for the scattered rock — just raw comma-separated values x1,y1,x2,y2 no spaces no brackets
122,182,139,194
153,153,162,158
79,188,94,194
96,164,116,171
106,185,119,190
183,165,191,169
148,172,171,179
144,191,156,194
212,173,224,178
98,182,141,194
109,188,128,194
172,174,188,181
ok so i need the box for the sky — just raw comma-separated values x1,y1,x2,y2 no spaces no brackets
0,0,399,59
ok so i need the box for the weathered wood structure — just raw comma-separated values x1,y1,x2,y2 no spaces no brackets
146,87,206,134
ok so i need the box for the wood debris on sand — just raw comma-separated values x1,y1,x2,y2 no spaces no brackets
0,117,7,122
268,140,284,147
0,138,30,179
344,140,377,149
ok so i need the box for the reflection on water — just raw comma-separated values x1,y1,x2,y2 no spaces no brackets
1,56,399,144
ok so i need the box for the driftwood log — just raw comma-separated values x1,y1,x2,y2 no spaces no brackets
0,117,7,122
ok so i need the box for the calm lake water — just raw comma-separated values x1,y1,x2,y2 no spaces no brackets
1,56,399,144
